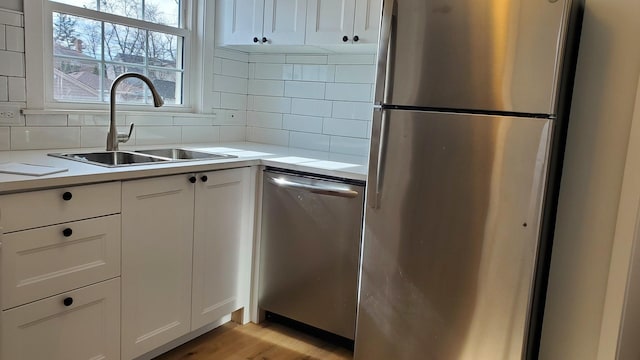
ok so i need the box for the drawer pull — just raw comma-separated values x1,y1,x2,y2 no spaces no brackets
189,176,197,184
62,192,73,201
63,297,73,306
200,175,208,182
62,228,73,237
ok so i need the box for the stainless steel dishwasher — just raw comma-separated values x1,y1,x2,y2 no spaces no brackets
259,169,365,340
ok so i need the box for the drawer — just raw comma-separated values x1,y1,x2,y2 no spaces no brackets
1,215,121,309
1,278,120,360
0,181,121,233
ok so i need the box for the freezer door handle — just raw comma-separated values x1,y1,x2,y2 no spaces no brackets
266,176,360,198
368,109,388,208
374,0,396,106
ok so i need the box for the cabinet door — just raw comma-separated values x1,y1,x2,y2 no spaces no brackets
353,0,381,44
263,0,307,45
218,0,265,45
192,168,251,330
1,278,120,360
306,0,356,44
121,175,194,360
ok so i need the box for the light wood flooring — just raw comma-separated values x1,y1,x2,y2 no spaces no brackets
153,321,354,360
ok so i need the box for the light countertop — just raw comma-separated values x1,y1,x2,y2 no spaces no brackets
0,142,368,194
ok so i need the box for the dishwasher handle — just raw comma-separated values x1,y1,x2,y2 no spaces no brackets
266,176,360,198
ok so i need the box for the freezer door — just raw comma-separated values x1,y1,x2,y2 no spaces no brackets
375,0,571,114
356,110,552,359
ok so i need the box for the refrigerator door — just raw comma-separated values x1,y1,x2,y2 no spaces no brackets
356,110,552,360
375,0,571,115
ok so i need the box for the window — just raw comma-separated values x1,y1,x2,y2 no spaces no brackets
36,0,194,108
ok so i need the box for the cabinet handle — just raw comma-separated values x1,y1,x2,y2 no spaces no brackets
200,175,208,182
342,35,349,42
353,35,360,42
62,228,73,237
253,37,259,43
62,191,73,201
262,37,268,44
189,176,197,184
63,297,73,307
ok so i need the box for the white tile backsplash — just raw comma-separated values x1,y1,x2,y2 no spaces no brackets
0,10,23,27
220,58,250,78
332,101,374,120
328,54,376,65
248,111,283,129
289,131,331,152
220,93,248,110
291,98,332,117
0,126,9,150
325,83,372,102
248,79,284,96
335,65,376,83
173,116,214,126
249,54,285,64
323,118,369,138
0,76,7,101
251,95,292,113
292,65,335,82
25,114,68,126
5,25,23,52
213,74,248,94
125,115,173,126
286,55,328,64
220,126,246,142
330,136,370,156
0,25,5,50
7,76,25,101
0,51,23,76
135,126,182,145
254,63,294,80
182,126,220,143
11,127,81,150
284,81,326,100
283,114,323,133
247,127,289,146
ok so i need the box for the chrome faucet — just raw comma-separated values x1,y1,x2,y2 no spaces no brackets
107,73,164,151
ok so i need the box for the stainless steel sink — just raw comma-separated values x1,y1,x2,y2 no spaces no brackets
49,151,171,167
135,148,238,161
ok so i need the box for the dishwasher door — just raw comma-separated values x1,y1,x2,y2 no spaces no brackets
259,170,365,340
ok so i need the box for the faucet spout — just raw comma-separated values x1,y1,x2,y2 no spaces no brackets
107,73,164,151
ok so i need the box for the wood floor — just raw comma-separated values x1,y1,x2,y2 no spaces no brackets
153,321,354,360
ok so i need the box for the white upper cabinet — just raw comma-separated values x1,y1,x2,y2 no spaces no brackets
353,0,382,44
219,0,264,45
306,0,381,45
306,0,356,44
216,0,380,49
263,0,307,44
218,0,307,46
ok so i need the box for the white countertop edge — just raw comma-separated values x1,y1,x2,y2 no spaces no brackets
0,142,368,193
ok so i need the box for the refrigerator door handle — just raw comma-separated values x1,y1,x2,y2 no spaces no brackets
368,109,388,209
374,0,395,106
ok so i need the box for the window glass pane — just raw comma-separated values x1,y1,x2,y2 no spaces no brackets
53,12,101,58
149,69,182,105
147,31,180,69
99,0,143,21
53,58,102,102
104,66,146,104
145,0,180,27
51,0,97,11
104,22,146,64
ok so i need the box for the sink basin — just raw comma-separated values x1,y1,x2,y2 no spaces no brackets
49,151,171,167
135,148,238,160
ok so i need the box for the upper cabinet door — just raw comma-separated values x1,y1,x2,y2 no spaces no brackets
353,0,381,44
306,0,356,44
218,0,265,45
263,0,308,45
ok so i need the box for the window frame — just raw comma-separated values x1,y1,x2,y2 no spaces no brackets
24,0,212,113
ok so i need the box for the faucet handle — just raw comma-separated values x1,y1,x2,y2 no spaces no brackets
117,123,135,143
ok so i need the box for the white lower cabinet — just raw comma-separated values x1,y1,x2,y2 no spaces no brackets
121,167,252,359
1,278,120,360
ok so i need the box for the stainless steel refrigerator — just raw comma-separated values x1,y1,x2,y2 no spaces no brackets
355,0,584,359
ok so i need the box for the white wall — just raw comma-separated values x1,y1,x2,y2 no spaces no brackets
539,0,640,358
